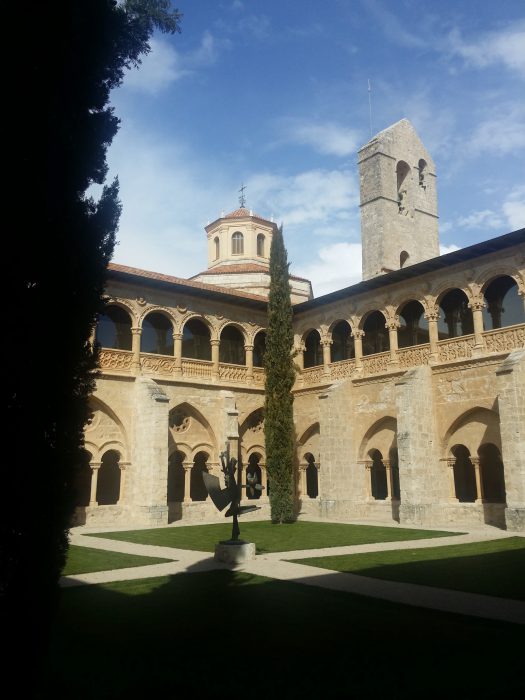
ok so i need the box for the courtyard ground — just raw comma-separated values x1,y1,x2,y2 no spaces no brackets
45,520,525,698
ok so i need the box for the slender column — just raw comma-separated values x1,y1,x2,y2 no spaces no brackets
117,462,128,504
173,332,183,375
239,463,247,503
386,323,399,367
131,327,142,374
353,331,364,371
211,339,220,379
383,460,393,501
89,462,101,506
245,344,254,380
521,291,525,315
470,301,485,353
183,462,193,503
364,461,374,501
321,340,332,377
260,463,268,499
472,457,485,503
444,458,458,502
298,463,307,498
425,311,439,363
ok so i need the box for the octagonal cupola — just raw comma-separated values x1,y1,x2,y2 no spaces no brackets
204,206,278,270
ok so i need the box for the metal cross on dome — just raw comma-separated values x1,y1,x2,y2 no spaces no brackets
238,183,247,208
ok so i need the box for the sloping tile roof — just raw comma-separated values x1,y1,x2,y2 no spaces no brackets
192,263,311,283
107,263,268,303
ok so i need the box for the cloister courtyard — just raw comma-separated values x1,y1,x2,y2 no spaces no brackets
45,518,525,699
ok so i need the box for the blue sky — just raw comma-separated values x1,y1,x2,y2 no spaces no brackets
105,0,525,296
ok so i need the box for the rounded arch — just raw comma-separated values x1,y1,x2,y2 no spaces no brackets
478,442,506,503
359,416,397,460
443,406,501,456
246,444,266,460
361,310,389,356
297,422,320,449
141,310,174,355
482,275,524,330
330,320,355,362
167,450,185,502
303,329,323,368
190,450,209,501
450,444,477,503
219,324,246,365
253,330,266,367
96,449,121,505
96,304,133,350
181,316,212,361
138,305,176,328
214,236,220,260
418,159,427,187
246,452,263,500
436,288,473,339
397,300,429,348
232,231,244,255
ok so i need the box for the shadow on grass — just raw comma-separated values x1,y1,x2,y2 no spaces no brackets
43,562,523,699
295,540,525,600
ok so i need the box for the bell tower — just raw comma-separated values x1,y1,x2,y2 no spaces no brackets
358,119,439,281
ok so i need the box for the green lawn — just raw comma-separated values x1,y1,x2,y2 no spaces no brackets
90,520,459,553
62,545,172,575
293,537,525,600
45,570,523,698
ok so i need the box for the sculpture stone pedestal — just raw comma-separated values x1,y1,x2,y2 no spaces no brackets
214,540,256,564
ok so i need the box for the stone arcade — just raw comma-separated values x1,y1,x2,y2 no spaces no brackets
76,119,525,532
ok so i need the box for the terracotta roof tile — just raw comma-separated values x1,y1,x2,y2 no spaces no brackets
107,263,268,302
192,263,311,283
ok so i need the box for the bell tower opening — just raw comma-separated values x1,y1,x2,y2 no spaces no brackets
358,119,439,281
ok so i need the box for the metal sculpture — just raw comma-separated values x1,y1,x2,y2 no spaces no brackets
202,447,263,542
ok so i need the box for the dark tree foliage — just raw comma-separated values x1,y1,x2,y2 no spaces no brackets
264,227,296,523
3,0,181,680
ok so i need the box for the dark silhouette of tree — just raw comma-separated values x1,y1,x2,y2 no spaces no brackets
264,227,296,523
3,0,181,683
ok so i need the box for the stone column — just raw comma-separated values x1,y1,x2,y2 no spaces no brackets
211,339,220,379
444,458,458,502
131,327,142,374
425,311,439,364
470,301,485,354
260,464,268,499
298,463,307,498
245,344,254,380
353,330,364,371
183,462,193,503
383,460,393,501
321,340,332,377
117,462,129,504
387,322,399,367
363,461,373,500
173,332,183,376
89,462,101,506
472,457,485,504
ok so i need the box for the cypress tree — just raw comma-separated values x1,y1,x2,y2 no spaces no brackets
264,226,296,523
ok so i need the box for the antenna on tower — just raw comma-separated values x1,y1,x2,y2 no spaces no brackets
368,79,373,138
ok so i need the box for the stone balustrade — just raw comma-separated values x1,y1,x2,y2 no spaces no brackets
98,322,525,386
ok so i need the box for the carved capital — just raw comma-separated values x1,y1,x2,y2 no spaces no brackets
352,330,365,340
468,301,485,312
244,344,254,351
210,339,220,347
131,327,142,336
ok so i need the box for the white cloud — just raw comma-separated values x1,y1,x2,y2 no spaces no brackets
122,32,228,94
439,243,460,255
361,0,426,49
502,185,525,230
447,21,525,77
248,169,359,228
283,121,362,157
295,242,363,297
466,104,525,156
456,210,504,230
